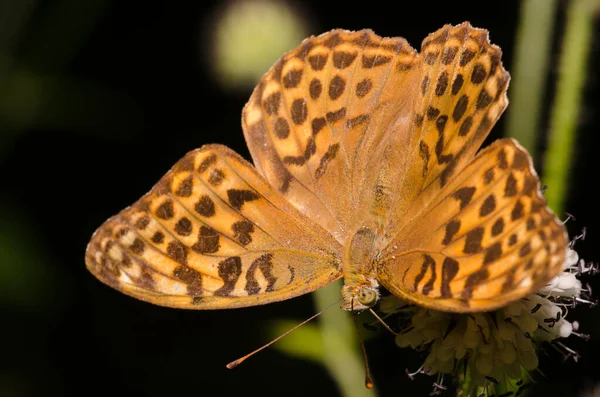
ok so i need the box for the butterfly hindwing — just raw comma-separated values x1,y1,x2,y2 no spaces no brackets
378,139,568,312
85,145,342,309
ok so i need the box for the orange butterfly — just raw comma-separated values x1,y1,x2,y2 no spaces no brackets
86,22,567,317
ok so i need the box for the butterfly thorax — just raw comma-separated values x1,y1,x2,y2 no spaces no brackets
341,225,385,311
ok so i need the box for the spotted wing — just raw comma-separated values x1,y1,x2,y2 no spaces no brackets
377,23,512,238
85,145,342,309
242,29,420,242
378,139,568,312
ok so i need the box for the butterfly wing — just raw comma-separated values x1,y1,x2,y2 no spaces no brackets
377,23,511,236
242,29,420,242
85,145,342,309
376,24,568,312
378,139,568,312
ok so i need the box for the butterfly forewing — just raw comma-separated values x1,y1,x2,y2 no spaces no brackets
242,29,420,242
85,145,342,309
379,23,511,236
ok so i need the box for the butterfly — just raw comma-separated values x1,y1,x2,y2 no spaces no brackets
85,22,568,315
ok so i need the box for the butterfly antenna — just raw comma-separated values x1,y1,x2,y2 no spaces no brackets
351,302,374,389
368,308,398,336
226,297,343,369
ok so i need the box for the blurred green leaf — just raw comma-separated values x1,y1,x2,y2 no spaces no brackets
269,320,323,362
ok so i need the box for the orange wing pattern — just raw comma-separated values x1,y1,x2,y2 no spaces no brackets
242,29,420,242
86,145,342,309
378,139,567,312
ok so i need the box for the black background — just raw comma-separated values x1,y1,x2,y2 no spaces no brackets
2,1,599,396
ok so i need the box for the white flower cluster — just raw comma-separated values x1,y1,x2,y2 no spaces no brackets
379,248,595,395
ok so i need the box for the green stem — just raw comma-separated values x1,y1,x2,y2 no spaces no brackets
271,283,377,396
543,0,599,214
505,0,558,154
313,282,377,397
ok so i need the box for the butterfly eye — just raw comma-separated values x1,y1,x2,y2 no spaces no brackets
357,288,377,307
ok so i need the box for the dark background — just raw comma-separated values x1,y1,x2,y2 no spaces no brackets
2,1,599,396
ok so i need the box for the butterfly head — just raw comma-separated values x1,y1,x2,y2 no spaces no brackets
341,276,381,312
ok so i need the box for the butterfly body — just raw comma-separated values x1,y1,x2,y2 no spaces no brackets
341,225,383,311
86,23,568,315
